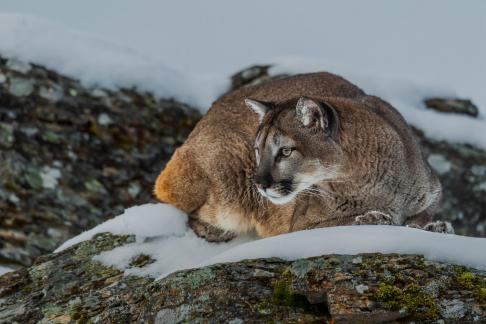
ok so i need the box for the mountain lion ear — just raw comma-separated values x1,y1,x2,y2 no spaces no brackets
296,97,340,140
245,99,268,122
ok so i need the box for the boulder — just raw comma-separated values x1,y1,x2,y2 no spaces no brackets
424,98,479,117
0,232,484,323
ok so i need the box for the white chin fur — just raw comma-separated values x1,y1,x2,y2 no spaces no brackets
258,188,297,205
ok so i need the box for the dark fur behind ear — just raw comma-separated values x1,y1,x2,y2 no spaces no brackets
321,102,340,141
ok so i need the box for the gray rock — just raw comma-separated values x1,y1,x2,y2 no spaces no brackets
355,284,369,294
8,77,34,97
424,98,479,117
439,299,466,319
0,122,14,148
6,58,32,74
38,84,64,102
428,154,452,175
97,113,113,125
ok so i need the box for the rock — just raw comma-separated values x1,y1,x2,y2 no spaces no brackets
97,113,113,125
0,55,201,267
0,233,484,323
428,154,452,175
230,64,289,91
0,122,14,148
424,98,479,117
8,77,34,97
38,84,64,102
6,58,32,74
415,131,486,237
39,166,62,190
440,299,466,319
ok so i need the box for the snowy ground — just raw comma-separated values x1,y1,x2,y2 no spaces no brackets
1,2,485,147
56,204,486,279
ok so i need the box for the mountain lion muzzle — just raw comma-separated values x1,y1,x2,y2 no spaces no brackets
247,97,343,205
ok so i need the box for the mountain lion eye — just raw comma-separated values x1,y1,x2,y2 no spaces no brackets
281,147,293,157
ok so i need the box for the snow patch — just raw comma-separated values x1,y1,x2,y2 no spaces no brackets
40,166,61,189
55,204,188,251
0,266,13,276
55,204,486,280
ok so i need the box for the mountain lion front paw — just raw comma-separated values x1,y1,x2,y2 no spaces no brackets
354,211,393,225
423,221,455,234
188,216,237,242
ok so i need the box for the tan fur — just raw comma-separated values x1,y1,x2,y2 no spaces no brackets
154,72,441,237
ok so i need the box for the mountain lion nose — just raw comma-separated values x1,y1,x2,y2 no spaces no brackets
255,174,272,191
256,183,267,191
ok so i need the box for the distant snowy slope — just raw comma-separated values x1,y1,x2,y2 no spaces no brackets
56,204,486,279
0,13,229,109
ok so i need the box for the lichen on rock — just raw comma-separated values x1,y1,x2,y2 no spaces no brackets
1,232,484,323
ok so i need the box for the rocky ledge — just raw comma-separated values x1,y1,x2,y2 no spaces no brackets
0,232,485,323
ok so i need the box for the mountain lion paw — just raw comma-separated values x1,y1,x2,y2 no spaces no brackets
188,216,237,242
423,221,455,234
354,211,393,225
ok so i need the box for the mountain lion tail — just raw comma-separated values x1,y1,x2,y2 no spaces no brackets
154,147,208,214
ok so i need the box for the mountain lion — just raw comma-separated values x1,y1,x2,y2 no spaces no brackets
155,72,444,239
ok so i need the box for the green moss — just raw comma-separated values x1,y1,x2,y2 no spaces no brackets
457,272,476,288
272,280,309,308
455,269,486,302
25,168,43,190
374,283,439,320
475,287,486,302
272,271,308,308
374,283,402,310
42,131,62,143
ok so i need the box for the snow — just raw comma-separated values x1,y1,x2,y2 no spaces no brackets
0,266,12,276
56,203,486,279
40,166,61,190
55,204,189,251
0,4,485,147
0,13,228,109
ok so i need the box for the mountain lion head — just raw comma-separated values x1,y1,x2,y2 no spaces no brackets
245,97,344,205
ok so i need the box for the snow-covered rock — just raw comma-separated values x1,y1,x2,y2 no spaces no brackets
1,204,485,323
56,203,486,280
